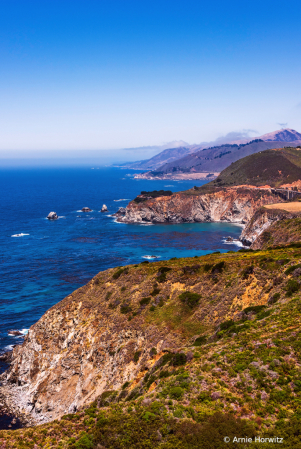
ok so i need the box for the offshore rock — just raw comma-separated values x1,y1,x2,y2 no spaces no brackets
101,204,108,212
8,330,23,336
81,207,92,212
47,212,58,220
115,207,126,215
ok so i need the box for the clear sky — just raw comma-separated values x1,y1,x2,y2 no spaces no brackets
1,0,301,161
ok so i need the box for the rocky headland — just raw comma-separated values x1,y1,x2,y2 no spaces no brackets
114,186,282,226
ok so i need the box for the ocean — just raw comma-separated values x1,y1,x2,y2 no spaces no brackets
0,167,243,366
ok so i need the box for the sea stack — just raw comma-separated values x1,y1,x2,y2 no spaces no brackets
81,207,92,212
47,212,58,220
101,204,108,212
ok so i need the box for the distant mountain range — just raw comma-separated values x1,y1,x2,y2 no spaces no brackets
129,128,301,176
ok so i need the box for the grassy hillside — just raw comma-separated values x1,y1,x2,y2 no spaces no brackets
2,244,301,447
209,148,301,188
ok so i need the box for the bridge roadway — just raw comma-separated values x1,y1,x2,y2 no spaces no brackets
270,188,301,201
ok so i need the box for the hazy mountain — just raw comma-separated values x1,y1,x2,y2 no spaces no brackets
126,128,301,172
259,128,301,142
150,140,301,176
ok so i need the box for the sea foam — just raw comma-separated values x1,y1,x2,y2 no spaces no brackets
11,233,29,237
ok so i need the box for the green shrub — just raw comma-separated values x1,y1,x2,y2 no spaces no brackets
134,351,141,363
85,402,97,418
157,266,172,282
122,381,130,390
113,268,127,279
97,391,117,407
194,335,207,346
178,291,201,308
159,370,171,378
219,320,235,331
269,292,281,304
203,263,213,272
141,260,149,264
172,353,187,366
285,264,301,275
198,391,211,401
72,433,94,449
257,310,271,320
241,265,254,279
134,190,172,203
285,279,300,296
159,352,174,366
243,305,266,314
211,261,225,274
141,411,156,421
139,297,151,306
150,347,157,356
105,291,112,301
150,287,161,296
120,304,132,314
169,386,184,399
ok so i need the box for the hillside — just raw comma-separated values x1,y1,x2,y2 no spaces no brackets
2,245,301,447
208,148,301,188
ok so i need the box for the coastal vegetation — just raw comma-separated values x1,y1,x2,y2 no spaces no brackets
2,240,301,447
133,191,173,204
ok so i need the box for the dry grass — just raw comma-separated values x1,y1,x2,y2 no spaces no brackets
265,202,301,212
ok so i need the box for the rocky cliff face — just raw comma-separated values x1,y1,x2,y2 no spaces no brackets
0,268,185,423
242,208,301,249
115,187,281,225
239,208,281,247
0,251,278,424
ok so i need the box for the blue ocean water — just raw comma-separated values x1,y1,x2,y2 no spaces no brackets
0,167,243,361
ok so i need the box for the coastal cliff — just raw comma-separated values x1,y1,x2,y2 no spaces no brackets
115,187,282,225
241,207,301,249
0,249,285,424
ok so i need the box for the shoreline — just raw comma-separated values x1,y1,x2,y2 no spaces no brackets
0,383,34,429
133,172,219,181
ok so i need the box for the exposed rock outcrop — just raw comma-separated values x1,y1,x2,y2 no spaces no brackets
114,187,282,225
242,207,301,249
100,204,108,212
116,207,126,215
8,330,23,337
47,212,58,220
81,207,91,212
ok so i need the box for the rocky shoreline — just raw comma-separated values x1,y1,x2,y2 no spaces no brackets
114,187,284,247
114,187,281,226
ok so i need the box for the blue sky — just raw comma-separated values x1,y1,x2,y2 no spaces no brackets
0,0,301,160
